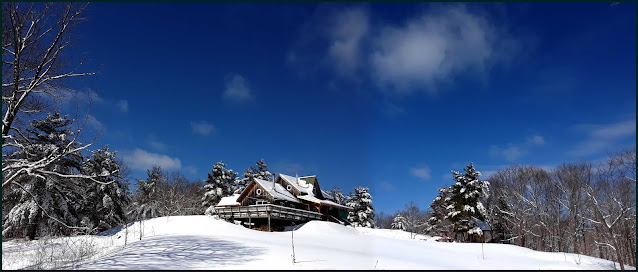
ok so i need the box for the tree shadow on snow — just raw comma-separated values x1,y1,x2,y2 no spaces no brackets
77,235,263,270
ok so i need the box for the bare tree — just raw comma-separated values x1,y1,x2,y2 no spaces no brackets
2,2,97,189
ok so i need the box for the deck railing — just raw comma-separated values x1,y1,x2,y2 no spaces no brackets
215,204,323,221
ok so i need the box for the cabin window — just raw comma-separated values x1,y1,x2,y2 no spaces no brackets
286,185,292,191
255,188,262,196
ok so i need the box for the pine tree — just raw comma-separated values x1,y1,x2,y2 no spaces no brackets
329,187,347,205
426,186,454,235
79,146,131,233
444,163,490,241
202,161,238,215
243,159,273,182
2,111,84,239
131,165,165,220
346,187,375,228
391,213,407,231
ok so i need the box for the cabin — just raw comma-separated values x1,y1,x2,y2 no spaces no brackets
214,173,352,231
474,220,492,243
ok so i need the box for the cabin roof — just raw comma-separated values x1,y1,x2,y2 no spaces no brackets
255,178,301,203
320,189,335,200
279,173,316,195
476,220,491,231
297,194,350,209
217,194,241,207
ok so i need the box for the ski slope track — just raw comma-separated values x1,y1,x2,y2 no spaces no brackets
2,215,633,270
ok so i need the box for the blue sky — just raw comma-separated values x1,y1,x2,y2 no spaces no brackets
63,2,635,214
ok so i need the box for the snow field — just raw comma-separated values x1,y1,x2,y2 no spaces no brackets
2,215,632,270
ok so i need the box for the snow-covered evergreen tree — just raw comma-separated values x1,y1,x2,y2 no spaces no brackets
202,161,238,215
426,186,454,235
243,159,273,182
328,187,347,205
346,187,375,228
130,165,165,220
79,146,131,233
2,111,84,239
391,213,407,231
444,163,490,239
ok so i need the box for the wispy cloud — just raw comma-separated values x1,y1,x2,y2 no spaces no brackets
489,134,546,162
122,149,182,171
410,166,432,180
528,135,545,145
190,121,214,136
379,181,396,191
489,145,523,162
116,100,129,112
569,119,636,157
223,74,254,102
327,7,369,77
85,114,104,130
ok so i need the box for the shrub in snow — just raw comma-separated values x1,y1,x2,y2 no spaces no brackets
346,187,375,228
391,214,407,231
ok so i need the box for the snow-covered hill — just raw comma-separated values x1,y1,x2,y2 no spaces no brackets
2,215,630,270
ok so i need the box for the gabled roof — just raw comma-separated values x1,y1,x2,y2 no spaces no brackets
279,174,316,196
254,178,300,203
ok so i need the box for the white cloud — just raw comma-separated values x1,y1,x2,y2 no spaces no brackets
190,121,214,136
122,149,182,171
327,7,369,76
569,119,636,157
370,5,506,93
410,166,432,180
117,100,129,112
223,74,253,102
489,145,523,162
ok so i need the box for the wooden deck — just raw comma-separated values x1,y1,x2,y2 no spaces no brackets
215,204,323,222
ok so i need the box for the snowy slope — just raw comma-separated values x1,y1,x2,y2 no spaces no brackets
2,215,631,270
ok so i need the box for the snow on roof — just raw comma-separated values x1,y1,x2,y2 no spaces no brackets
254,178,300,203
297,194,351,210
321,189,335,200
216,194,241,207
279,173,315,195
476,220,491,231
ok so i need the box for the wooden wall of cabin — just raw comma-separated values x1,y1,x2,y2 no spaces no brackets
240,183,274,206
